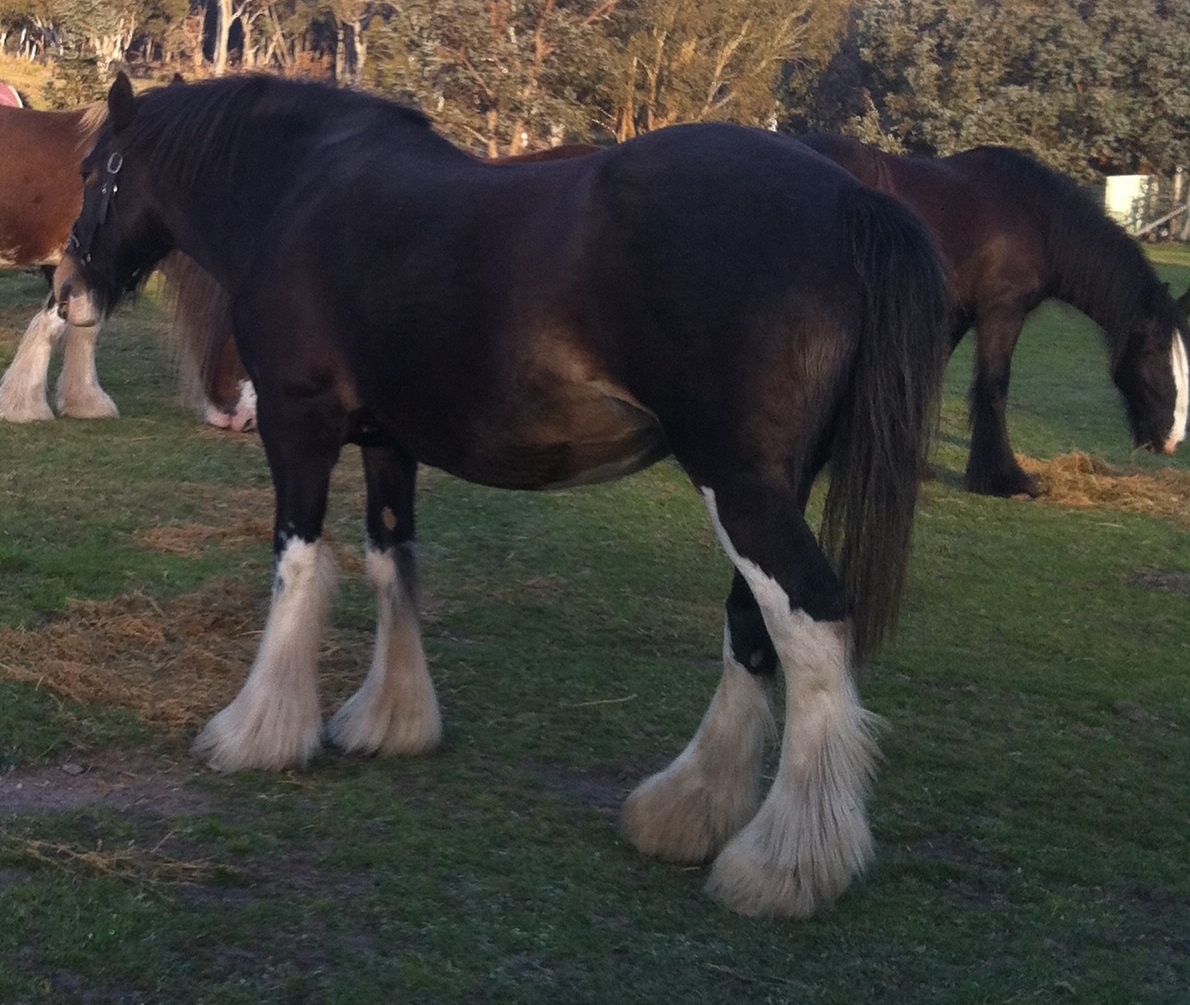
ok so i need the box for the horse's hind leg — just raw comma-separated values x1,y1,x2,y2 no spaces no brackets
326,445,441,757
56,322,118,419
622,569,775,863
700,482,878,918
191,395,341,771
0,303,63,422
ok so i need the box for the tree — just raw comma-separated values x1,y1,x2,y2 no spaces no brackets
607,0,846,140
365,0,619,155
804,0,1190,183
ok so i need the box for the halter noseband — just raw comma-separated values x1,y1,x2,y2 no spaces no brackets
67,150,123,265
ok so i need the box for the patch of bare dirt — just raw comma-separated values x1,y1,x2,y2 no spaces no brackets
0,749,209,817
1019,452,1190,522
524,759,636,817
1129,570,1190,595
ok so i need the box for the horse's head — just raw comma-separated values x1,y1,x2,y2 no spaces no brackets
1113,284,1189,456
55,72,172,327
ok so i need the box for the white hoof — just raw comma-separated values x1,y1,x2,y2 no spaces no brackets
622,756,762,864
704,792,874,918
57,386,119,419
191,692,323,772
326,682,442,757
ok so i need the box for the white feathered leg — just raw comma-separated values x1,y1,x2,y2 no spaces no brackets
56,322,118,418
622,634,773,863
192,538,336,771
0,306,63,422
701,490,881,918
326,545,442,756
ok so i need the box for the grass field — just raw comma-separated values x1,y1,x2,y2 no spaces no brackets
0,251,1187,1004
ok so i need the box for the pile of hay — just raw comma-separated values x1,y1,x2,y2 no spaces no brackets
0,578,371,731
1019,452,1190,522
134,515,271,555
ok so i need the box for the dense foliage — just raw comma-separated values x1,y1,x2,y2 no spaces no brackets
0,0,1187,178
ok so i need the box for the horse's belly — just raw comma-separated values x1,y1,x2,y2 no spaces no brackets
452,379,670,491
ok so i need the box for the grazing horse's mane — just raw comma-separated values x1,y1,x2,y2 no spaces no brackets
966,146,1165,362
124,75,437,193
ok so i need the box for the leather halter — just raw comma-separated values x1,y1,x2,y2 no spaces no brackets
67,151,123,264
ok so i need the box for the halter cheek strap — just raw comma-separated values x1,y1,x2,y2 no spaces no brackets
67,151,123,264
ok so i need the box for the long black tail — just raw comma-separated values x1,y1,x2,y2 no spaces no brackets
819,187,950,664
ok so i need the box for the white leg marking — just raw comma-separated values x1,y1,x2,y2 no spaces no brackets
229,380,258,432
0,307,63,422
192,538,336,771
326,546,442,756
623,630,774,863
56,323,119,419
700,489,881,918
202,382,256,433
1166,332,1188,454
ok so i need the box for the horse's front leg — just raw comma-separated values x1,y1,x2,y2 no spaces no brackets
0,302,63,422
965,305,1040,497
56,322,119,419
191,391,342,772
326,445,441,757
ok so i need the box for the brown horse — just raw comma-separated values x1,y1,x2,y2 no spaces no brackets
801,133,1189,496
0,101,120,422
58,73,950,919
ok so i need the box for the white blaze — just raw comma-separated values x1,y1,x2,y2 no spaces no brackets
1168,331,1189,454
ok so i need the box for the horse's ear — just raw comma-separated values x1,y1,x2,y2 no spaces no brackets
170,73,186,87
108,71,135,132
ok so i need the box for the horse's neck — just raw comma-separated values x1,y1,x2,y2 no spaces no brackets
1047,230,1154,343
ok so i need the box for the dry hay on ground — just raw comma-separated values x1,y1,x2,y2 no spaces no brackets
135,515,272,555
0,580,372,731
1019,452,1190,522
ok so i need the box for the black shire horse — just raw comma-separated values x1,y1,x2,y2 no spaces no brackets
802,134,1190,497
56,74,950,919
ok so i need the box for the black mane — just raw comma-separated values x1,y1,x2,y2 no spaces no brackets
966,146,1165,360
124,75,439,196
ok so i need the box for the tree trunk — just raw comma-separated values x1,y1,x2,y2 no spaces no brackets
213,0,232,76
351,19,366,86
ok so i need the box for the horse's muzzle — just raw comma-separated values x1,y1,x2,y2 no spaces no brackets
52,261,102,327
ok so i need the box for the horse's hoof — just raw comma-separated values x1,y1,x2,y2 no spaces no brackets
964,466,1041,498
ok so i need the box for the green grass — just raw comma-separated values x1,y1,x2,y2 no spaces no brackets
0,258,1187,1004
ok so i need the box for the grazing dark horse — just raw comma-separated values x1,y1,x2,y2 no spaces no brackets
57,73,950,919
0,101,120,421
801,134,1190,497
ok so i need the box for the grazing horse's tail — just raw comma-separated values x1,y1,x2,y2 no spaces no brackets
820,187,950,664
158,253,243,414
